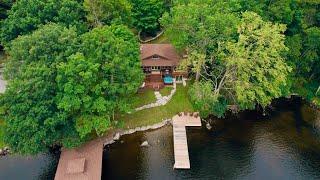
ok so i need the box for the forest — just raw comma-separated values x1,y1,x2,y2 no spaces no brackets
0,0,319,154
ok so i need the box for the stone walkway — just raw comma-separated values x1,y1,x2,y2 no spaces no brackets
135,81,176,111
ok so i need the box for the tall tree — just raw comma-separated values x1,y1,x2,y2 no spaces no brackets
1,24,82,155
56,25,143,138
83,0,132,27
0,0,86,45
131,0,165,35
226,12,291,109
189,12,291,116
161,0,240,81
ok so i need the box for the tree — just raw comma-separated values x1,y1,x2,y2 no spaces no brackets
187,12,291,116
131,0,165,35
1,24,82,155
161,0,240,81
56,25,143,138
226,12,291,109
0,0,86,45
83,0,132,27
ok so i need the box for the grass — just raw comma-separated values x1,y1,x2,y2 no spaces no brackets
130,89,157,108
159,86,173,96
120,84,194,129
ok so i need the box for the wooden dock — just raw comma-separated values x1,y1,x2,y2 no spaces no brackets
172,112,201,169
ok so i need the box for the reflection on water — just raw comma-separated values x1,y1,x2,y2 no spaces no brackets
102,98,320,180
0,152,59,180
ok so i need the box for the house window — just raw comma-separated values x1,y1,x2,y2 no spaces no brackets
152,55,159,60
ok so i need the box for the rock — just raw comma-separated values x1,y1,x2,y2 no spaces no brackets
0,149,3,155
113,132,120,141
4,147,8,151
141,141,149,147
206,123,212,130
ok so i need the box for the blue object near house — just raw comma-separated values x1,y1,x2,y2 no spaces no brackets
164,75,173,84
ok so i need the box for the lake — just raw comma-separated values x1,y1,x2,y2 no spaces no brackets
102,98,320,180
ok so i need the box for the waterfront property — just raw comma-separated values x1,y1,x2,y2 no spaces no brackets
140,44,187,89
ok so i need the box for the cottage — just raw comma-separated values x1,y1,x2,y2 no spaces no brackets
140,44,187,89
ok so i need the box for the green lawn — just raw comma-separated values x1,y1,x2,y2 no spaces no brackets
120,85,194,129
131,89,157,108
159,86,173,96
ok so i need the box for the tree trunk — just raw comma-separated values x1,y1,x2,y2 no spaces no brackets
195,71,200,82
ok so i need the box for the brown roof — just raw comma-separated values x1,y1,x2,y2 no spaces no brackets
140,44,181,67
54,138,104,180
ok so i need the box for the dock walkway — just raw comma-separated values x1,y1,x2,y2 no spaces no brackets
172,112,201,169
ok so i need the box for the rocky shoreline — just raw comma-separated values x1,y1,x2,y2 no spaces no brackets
104,119,172,146
0,147,10,157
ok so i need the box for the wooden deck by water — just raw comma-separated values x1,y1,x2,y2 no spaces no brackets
55,138,105,180
172,112,201,169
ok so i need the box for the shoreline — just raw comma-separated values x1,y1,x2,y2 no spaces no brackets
103,118,173,146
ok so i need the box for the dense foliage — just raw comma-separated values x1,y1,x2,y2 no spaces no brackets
0,0,86,45
163,0,318,117
1,24,81,154
131,0,165,35
56,25,143,138
83,0,132,27
0,23,142,154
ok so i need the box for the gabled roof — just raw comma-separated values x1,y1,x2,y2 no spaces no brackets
140,44,181,67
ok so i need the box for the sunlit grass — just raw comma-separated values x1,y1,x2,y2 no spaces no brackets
120,84,194,129
130,89,157,108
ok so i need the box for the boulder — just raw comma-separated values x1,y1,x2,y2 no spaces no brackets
206,123,212,130
140,141,149,147
113,132,120,141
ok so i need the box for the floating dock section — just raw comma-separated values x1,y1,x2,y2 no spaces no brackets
172,112,201,169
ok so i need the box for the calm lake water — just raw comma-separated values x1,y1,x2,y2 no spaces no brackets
0,98,320,180
102,98,320,180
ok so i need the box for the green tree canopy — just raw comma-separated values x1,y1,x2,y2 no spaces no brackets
0,0,86,45
226,12,291,109
131,0,165,35
1,24,81,155
1,23,143,155
83,0,132,27
56,25,143,138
